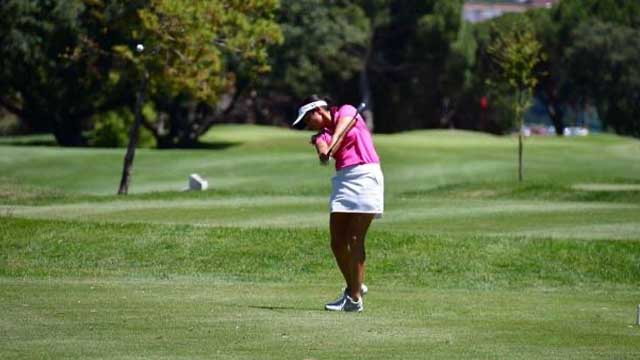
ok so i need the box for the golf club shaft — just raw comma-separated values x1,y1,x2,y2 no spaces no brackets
327,102,367,157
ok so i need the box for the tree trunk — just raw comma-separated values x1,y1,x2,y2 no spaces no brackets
518,130,523,182
545,92,565,136
118,72,148,195
515,90,528,182
517,99,524,182
540,77,565,136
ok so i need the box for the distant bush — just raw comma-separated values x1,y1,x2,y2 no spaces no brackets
0,109,21,136
88,108,155,148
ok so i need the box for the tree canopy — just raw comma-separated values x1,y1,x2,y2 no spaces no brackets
2,0,640,145
0,0,282,147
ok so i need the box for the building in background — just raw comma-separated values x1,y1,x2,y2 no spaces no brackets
464,0,559,23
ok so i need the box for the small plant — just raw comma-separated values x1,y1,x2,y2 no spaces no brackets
487,22,546,181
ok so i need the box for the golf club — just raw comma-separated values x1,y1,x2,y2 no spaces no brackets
327,102,367,157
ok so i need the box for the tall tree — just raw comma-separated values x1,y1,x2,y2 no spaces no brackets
351,0,392,130
119,0,283,148
564,21,640,137
367,0,464,133
525,7,566,136
253,0,369,128
535,0,640,137
0,0,137,146
0,0,282,148
116,0,282,193
259,0,464,133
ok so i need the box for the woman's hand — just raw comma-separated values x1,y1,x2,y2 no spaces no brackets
318,151,330,166
312,133,330,166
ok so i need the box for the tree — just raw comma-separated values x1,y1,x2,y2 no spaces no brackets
440,15,477,129
258,0,464,133
116,0,282,193
364,0,464,133
548,0,640,137
487,23,545,181
0,0,138,146
526,7,566,136
349,0,392,130
564,21,640,137
250,0,369,128
117,0,283,148
0,0,282,148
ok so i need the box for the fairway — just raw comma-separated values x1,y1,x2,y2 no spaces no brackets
1,126,640,359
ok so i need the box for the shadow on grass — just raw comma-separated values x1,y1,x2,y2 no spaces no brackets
0,137,58,147
185,141,241,151
247,305,323,312
0,136,241,150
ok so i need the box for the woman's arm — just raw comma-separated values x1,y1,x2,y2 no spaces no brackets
326,115,357,156
313,135,331,165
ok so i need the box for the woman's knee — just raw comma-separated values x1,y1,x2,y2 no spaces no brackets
348,231,367,254
348,233,365,246
331,235,347,253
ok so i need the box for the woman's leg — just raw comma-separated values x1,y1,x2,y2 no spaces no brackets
345,213,375,301
330,212,351,288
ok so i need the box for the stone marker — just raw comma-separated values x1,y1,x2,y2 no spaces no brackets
188,173,208,191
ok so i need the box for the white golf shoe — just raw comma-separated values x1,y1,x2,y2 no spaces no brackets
324,294,363,312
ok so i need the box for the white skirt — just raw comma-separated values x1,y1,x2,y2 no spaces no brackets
330,163,384,218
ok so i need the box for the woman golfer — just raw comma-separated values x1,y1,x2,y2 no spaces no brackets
293,95,384,312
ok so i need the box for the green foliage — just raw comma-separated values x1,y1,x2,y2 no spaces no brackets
3,0,640,142
486,21,546,180
563,21,640,137
451,20,477,70
0,0,282,147
118,0,285,148
486,20,546,126
444,19,477,97
88,107,155,148
366,0,465,132
264,0,369,97
487,26,544,93
127,0,283,104
539,0,640,136
486,89,518,130
553,0,640,33
0,0,96,144
418,0,463,50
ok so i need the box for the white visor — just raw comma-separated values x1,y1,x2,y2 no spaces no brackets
292,100,327,126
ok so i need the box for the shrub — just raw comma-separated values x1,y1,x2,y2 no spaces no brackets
88,108,155,148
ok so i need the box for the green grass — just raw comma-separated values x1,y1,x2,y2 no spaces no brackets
2,278,638,359
2,218,639,287
1,125,640,359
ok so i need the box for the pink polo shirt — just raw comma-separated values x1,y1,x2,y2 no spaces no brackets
315,105,380,170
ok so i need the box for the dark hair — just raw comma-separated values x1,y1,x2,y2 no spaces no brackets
300,94,331,109
291,94,332,129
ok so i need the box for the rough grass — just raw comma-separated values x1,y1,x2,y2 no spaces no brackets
1,126,640,359
1,217,639,288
